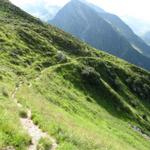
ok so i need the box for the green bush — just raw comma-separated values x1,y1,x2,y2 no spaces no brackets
0,75,3,80
81,66,100,86
19,109,28,118
2,87,9,97
37,137,52,150
56,52,68,63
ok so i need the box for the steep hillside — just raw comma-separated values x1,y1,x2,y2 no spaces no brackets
0,0,150,150
142,32,150,46
87,2,150,58
51,0,150,71
93,10,150,58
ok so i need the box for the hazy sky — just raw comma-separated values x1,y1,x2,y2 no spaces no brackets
10,0,150,34
10,0,150,21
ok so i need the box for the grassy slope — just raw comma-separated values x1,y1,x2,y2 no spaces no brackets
0,0,150,149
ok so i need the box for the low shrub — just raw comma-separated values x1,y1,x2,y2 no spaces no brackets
37,137,52,150
2,87,9,97
19,109,28,118
81,66,100,86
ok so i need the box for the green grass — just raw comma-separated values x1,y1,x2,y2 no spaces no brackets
0,0,150,149
37,137,52,150
0,73,31,149
16,61,150,150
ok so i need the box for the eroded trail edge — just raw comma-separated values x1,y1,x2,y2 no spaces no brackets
12,83,57,150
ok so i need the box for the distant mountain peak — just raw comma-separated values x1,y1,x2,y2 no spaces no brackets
70,0,87,5
51,0,150,70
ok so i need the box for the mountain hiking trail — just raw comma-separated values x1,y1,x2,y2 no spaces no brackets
131,125,150,141
10,58,101,149
30,57,101,85
11,82,58,150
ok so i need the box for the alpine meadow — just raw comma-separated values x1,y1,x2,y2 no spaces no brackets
0,0,150,150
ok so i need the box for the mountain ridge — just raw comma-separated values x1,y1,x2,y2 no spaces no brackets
91,5,150,58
